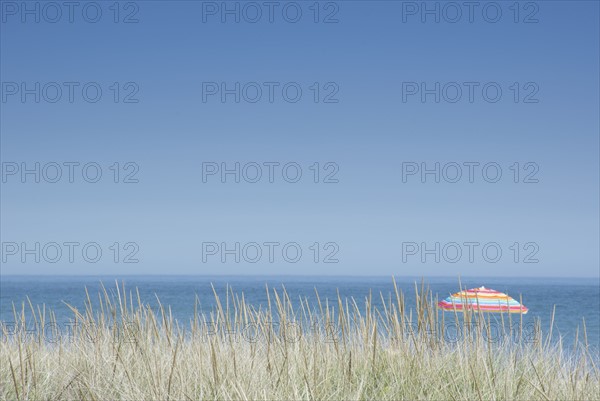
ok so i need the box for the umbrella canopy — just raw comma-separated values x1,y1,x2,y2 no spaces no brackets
437,286,528,314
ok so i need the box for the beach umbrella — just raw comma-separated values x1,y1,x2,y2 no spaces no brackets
437,286,528,314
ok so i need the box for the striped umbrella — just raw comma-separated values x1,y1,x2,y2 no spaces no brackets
437,286,528,314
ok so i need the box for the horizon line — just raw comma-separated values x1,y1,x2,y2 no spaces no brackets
1,273,599,280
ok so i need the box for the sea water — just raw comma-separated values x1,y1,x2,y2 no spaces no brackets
1,275,598,352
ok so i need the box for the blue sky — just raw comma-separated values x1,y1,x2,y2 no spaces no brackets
1,0,599,277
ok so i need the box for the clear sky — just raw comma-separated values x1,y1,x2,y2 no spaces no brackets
1,0,598,277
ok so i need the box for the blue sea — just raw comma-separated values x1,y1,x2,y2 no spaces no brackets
1,275,598,351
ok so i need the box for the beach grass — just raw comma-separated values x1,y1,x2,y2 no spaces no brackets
1,279,598,400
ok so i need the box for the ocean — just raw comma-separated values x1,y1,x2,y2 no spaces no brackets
1,275,598,351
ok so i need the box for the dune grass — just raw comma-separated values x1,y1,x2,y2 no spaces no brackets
1,279,598,400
